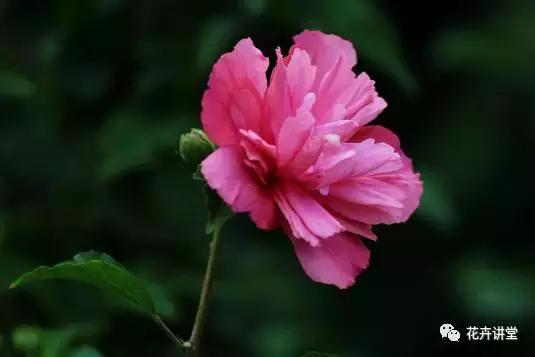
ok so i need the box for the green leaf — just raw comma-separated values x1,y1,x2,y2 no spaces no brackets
10,251,156,315
204,186,234,234
73,250,118,265
145,280,176,318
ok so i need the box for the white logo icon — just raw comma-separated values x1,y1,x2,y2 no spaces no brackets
440,323,460,342
440,323,454,338
448,329,461,342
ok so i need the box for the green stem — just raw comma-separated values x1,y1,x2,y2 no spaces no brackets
186,225,223,356
153,314,185,348
153,224,224,355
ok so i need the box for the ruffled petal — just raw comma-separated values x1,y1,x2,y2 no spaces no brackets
276,96,316,168
330,176,405,210
351,125,400,149
201,38,269,146
274,181,343,246
313,53,357,122
304,129,422,225
292,30,357,86
301,138,401,190
292,232,370,289
345,73,387,127
264,48,317,142
285,48,317,112
397,168,423,221
302,144,356,189
334,216,377,240
201,146,279,229
351,125,423,222
239,129,276,185
346,139,403,176
291,33,386,127
313,120,358,142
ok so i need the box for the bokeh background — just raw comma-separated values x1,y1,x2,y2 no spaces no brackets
1,0,534,356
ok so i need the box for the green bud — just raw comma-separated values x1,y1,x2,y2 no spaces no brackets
179,129,215,168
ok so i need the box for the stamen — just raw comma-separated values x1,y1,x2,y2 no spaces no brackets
325,133,341,146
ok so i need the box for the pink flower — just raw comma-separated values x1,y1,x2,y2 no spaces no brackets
200,30,423,289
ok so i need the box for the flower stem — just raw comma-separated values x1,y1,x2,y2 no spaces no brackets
152,224,224,355
186,224,223,356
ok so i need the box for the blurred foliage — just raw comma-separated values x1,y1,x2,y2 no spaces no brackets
305,0,417,93
432,0,535,85
0,70,36,99
98,112,187,182
12,324,102,357
0,0,534,356
453,258,535,320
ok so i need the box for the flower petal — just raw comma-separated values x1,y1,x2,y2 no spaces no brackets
334,216,377,241
325,172,422,225
201,38,269,146
239,129,276,184
330,176,405,210
263,49,292,142
264,48,317,142
313,53,357,122
313,119,358,142
275,181,343,245
398,169,423,221
201,146,279,229
351,125,423,221
322,196,397,225
276,100,316,167
347,139,403,176
345,73,387,127
292,232,370,289
292,31,384,127
351,125,400,149
292,30,357,86
285,48,317,112
302,145,357,188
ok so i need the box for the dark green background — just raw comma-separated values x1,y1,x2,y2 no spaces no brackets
1,0,534,356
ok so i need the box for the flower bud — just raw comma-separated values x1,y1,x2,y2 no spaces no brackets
179,129,215,168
